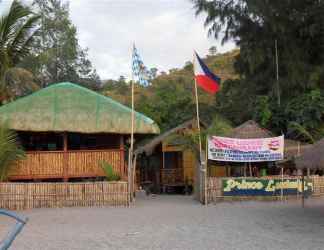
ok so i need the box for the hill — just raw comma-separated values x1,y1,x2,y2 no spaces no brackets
101,49,239,131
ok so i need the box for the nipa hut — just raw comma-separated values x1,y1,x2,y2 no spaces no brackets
0,82,159,181
225,120,272,139
134,119,204,193
295,138,324,170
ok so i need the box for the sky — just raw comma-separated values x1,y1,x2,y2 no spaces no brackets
0,0,236,80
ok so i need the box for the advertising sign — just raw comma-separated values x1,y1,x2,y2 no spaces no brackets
208,136,284,162
222,178,313,196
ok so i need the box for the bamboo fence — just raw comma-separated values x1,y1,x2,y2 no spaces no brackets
207,176,324,203
0,181,129,210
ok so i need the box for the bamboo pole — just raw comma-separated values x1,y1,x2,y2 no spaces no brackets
244,163,247,177
132,153,137,198
249,163,252,177
63,132,68,182
302,171,305,208
193,54,203,203
204,136,208,205
281,167,284,201
194,78,202,162
275,39,280,106
129,44,135,202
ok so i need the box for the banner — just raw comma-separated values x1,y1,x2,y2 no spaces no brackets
208,135,284,162
222,178,313,196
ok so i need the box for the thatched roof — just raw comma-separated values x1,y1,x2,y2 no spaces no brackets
294,138,324,169
225,120,273,138
135,119,202,155
284,139,311,160
0,82,160,134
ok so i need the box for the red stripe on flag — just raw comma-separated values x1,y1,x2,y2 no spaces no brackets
195,75,219,94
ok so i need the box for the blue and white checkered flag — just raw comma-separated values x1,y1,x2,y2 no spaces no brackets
132,45,152,86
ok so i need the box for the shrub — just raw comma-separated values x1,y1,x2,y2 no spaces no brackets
99,161,120,181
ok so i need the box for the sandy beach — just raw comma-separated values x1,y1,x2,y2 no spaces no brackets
1,195,324,250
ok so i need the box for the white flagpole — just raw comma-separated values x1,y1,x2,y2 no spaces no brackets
193,55,202,161
193,52,204,203
129,44,135,202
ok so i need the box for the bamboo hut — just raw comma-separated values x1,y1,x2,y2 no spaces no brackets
225,120,273,139
0,82,159,181
295,138,324,169
134,119,204,193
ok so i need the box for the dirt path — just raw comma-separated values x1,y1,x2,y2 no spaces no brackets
1,195,324,250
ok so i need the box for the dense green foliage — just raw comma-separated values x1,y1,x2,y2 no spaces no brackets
192,0,324,141
0,0,40,102
0,126,25,181
102,50,238,132
20,0,100,89
99,161,120,181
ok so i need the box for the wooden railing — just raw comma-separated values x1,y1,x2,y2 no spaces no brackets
161,168,183,185
8,149,125,181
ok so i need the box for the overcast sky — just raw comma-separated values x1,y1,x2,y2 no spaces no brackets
1,0,236,80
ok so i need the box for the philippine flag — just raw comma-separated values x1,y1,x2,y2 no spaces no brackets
194,52,221,94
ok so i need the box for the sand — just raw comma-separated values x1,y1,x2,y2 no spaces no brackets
1,195,324,250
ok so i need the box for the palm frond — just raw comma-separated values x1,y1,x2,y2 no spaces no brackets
288,122,315,143
0,126,25,181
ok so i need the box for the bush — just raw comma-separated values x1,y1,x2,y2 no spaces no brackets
99,161,120,181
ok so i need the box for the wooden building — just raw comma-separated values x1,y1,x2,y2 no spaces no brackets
0,82,159,181
135,119,204,193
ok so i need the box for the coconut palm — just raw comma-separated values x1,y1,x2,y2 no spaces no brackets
0,0,40,102
0,126,25,181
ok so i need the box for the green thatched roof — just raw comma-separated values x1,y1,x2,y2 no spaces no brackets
0,82,160,134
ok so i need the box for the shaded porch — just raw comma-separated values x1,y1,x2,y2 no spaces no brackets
8,132,126,181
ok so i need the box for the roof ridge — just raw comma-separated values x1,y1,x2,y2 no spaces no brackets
0,82,155,124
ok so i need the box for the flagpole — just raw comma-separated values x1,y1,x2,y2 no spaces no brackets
194,78,202,161
129,44,135,202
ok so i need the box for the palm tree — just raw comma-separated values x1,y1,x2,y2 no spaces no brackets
0,0,40,102
0,126,25,181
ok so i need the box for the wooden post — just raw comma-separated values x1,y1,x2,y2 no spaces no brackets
128,150,132,202
204,136,208,205
280,167,284,201
249,163,252,177
63,132,68,182
132,153,137,198
194,78,202,162
244,163,247,177
302,171,305,208
120,135,125,175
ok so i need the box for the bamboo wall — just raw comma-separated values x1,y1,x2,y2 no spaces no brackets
207,176,324,203
183,149,195,184
310,176,324,196
8,149,125,180
0,182,129,210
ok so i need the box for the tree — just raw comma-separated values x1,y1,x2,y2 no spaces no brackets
193,0,324,139
0,0,40,102
149,68,158,79
21,0,100,89
208,46,217,56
